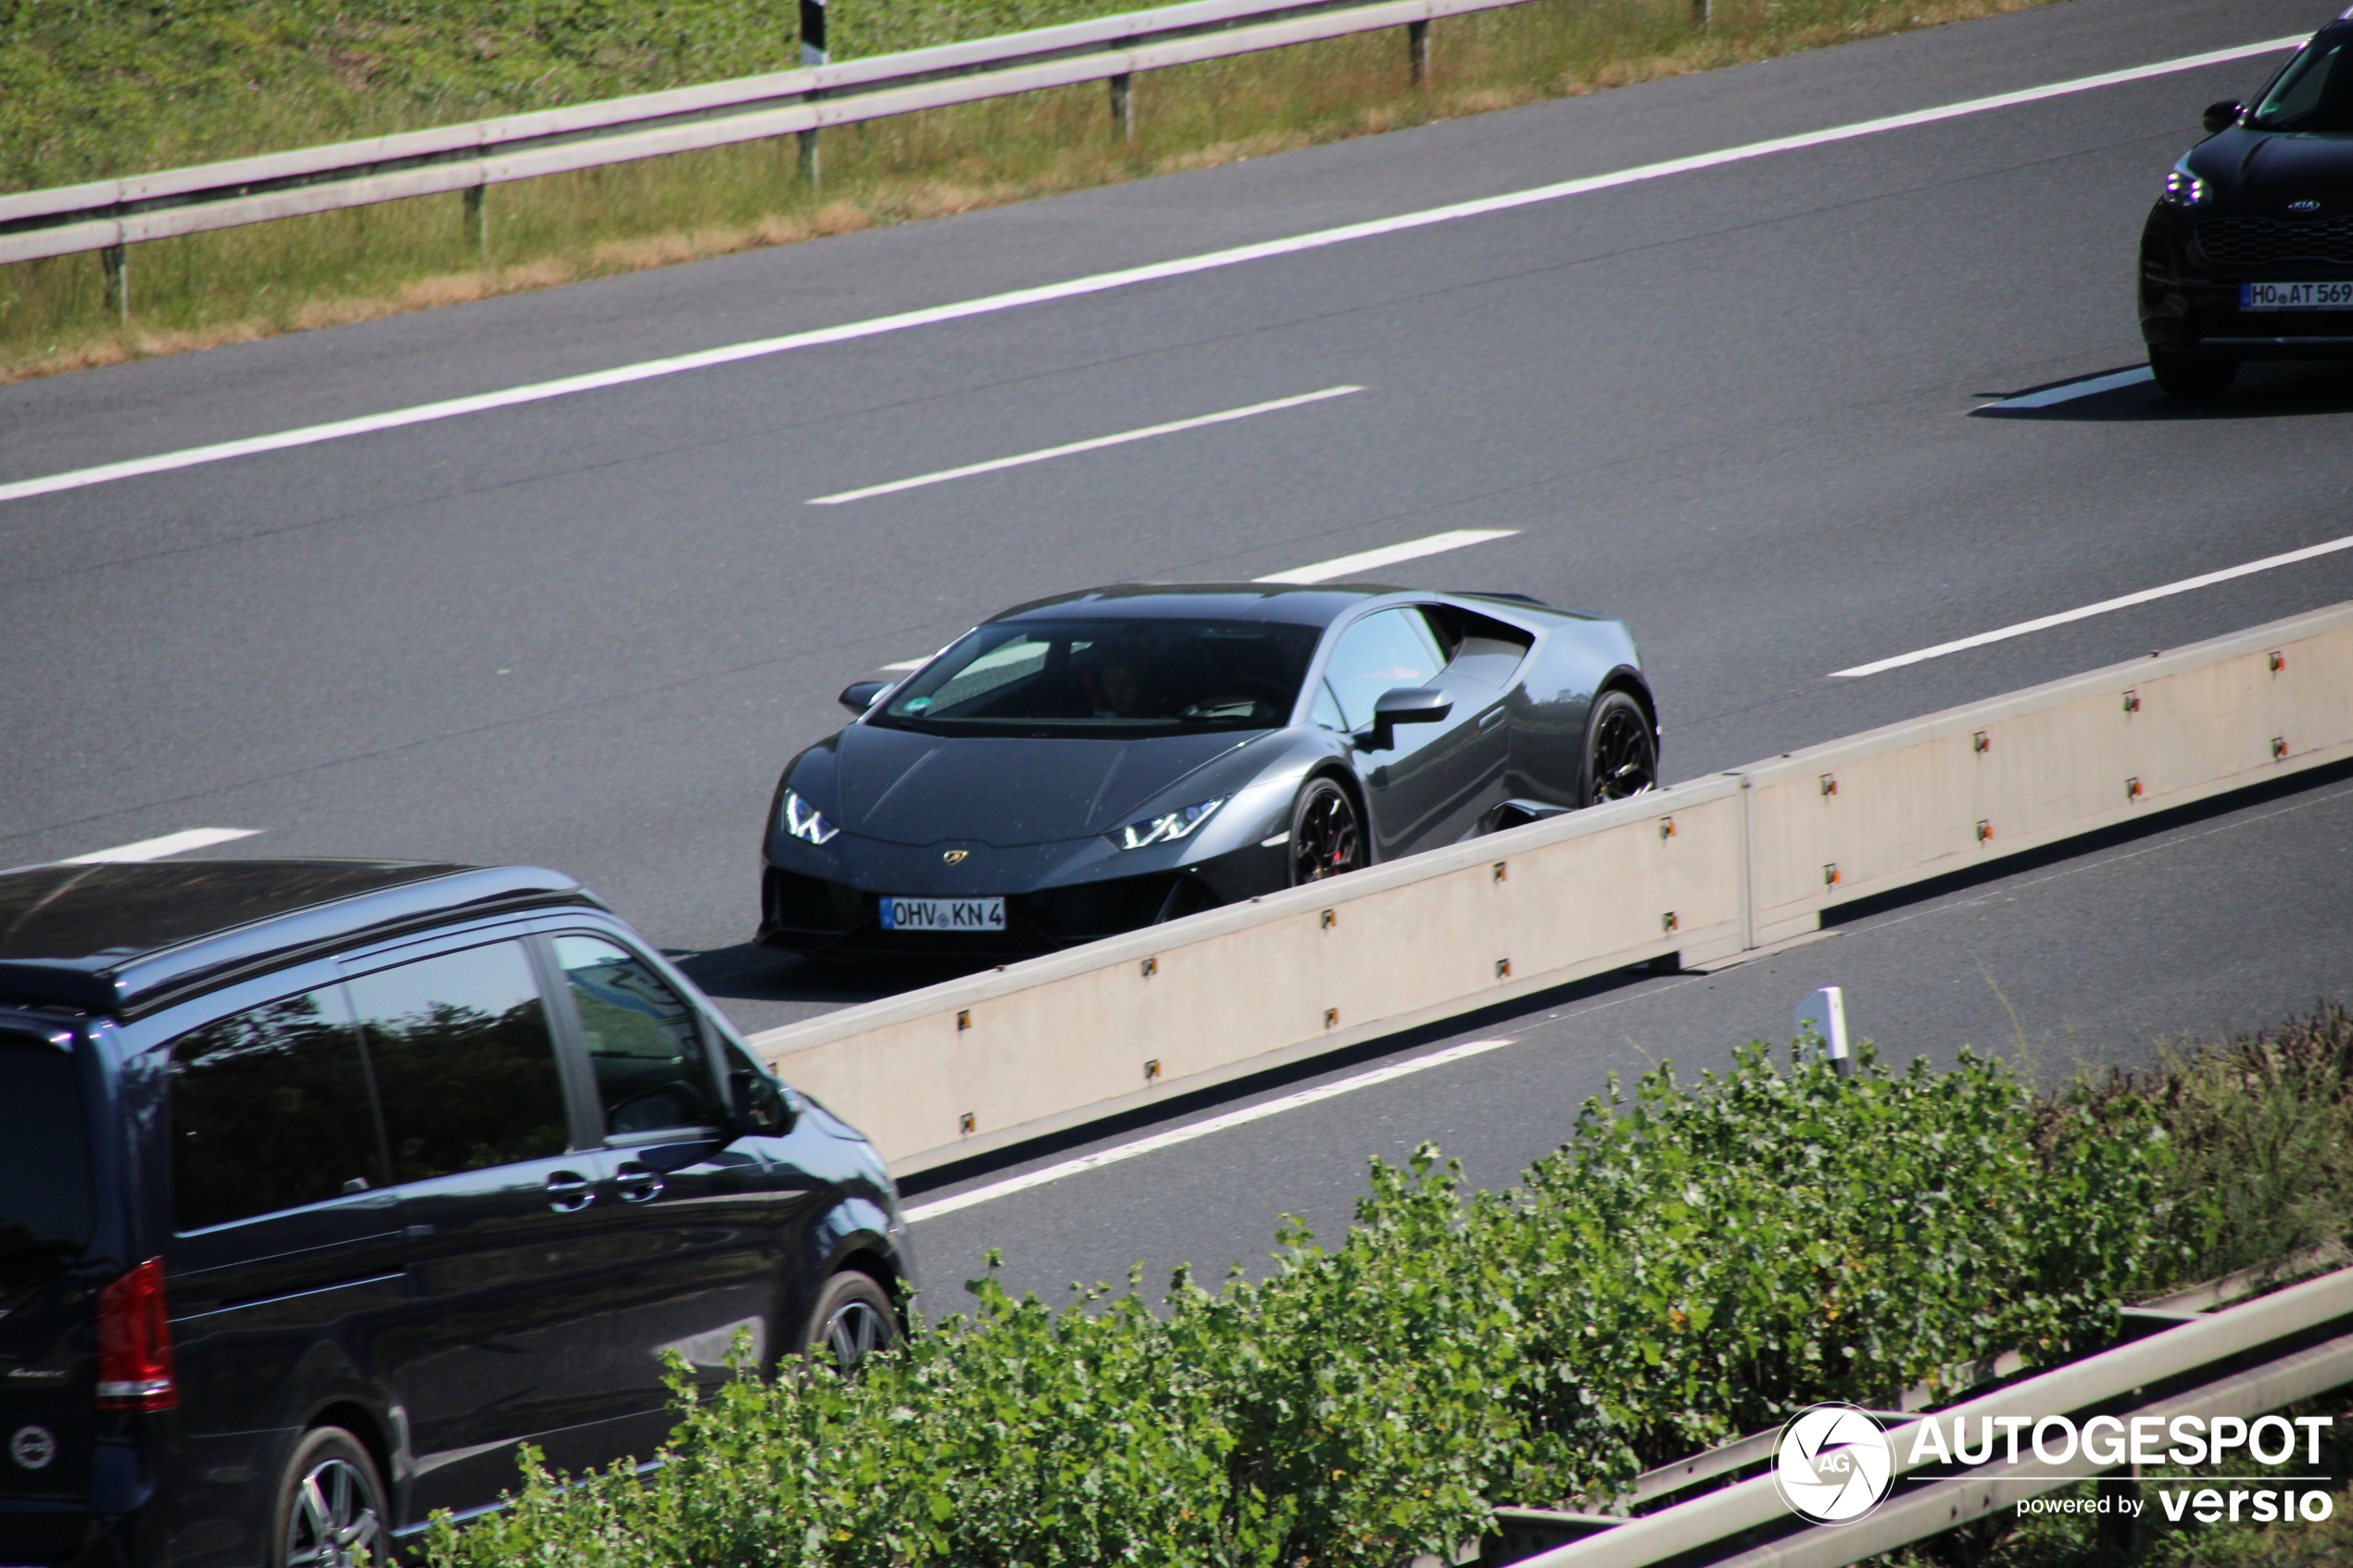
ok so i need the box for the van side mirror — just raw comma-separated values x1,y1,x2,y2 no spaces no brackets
730,1067,796,1135
1355,686,1451,750
2203,99,2241,134
838,680,890,714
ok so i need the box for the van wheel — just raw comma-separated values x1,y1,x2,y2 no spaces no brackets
271,1428,386,1568
805,1270,897,1374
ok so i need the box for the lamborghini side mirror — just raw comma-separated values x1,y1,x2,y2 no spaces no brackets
1355,686,1451,750
838,680,890,713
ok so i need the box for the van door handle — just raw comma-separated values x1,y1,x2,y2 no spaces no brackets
613,1163,664,1204
545,1172,595,1212
1478,707,1507,731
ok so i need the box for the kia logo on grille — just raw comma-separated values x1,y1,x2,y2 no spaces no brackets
2288,198,2323,213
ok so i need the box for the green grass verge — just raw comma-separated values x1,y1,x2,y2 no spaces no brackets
0,0,2050,383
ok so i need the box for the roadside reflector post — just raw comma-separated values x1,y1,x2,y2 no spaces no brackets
1110,72,1135,140
1691,0,1710,31
461,184,487,259
1795,985,1851,1079
1406,19,1429,87
799,0,826,188
100,244,128,323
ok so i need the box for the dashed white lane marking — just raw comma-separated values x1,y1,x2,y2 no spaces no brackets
1257,528,1518,584
1977,366,2155,410
1831,532,2353,677
901,1037,1516,1223
807,386,1363,504
0,35,2300,508
59,827,263,863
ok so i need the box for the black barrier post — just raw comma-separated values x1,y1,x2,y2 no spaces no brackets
799,0,827,188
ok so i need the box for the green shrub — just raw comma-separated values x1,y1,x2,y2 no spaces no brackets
1483,1046,2166,1501
2085,1003,2353,1295
426,1044,2170,1568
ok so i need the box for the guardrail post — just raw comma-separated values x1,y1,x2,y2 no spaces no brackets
2097,1468,2142,1560
461,185,488,260
1407,19,1430,87
1691,0,1709,31
99,244,128,323
798,129,822,190
1110,72,1135,140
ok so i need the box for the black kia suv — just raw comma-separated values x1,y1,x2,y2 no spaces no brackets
2142,18,2353,397
0,859,912,1568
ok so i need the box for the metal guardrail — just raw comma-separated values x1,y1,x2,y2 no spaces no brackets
1500,1263,2353,1568
0,0,1541,281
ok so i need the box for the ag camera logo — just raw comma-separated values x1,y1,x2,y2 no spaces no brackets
9,1424,57,1471
1774,1403,1894,1524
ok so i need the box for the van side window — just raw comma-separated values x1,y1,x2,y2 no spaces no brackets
169,988,384,1232
551,935,718,1137
346,942,569,1183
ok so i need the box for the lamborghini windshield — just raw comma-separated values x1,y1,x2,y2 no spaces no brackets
877,618,1322,737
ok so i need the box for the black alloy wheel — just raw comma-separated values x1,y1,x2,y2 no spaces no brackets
271,1428,386,1568
2149,348,2238,401
805,1269,898,1375
1289,776,1365,884
1582,691,1658,805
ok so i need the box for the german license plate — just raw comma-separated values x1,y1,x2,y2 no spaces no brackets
2241,281,2353,310
879,896,1005,932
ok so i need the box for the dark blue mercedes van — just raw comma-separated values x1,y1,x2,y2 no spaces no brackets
0,859,912,1568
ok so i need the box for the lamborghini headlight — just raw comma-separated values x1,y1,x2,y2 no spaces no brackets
780,789,840,846
1113,797,1224,850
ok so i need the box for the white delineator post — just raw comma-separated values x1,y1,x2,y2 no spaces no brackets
1795,985,1851,1078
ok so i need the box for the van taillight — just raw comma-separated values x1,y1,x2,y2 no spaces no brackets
95,1258,176,1411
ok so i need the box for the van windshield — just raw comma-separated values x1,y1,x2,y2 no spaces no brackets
0,1038,92,1311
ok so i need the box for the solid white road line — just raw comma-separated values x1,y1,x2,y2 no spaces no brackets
900,1037,1516,1223
1831,533,2353,677
1977,366,2155,410
59,827,263,863
879,659,928,671
0,36,2301,509
1257,528,1517,584
808,385,1363,504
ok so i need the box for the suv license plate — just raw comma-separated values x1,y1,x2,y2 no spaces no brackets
880,896,1006,932
2241,281,2353,310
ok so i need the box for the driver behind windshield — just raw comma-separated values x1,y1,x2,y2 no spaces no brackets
881,618,1320,734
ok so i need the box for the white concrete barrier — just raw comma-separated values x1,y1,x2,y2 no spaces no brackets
751,600,2353,1174
1742,599,2353,945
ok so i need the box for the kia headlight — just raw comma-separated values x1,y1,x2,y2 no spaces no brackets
1113,797,1224,850
2162,162,2210,208
780,789,841,846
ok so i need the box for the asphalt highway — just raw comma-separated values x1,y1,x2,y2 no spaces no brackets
4,0,2350,1295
